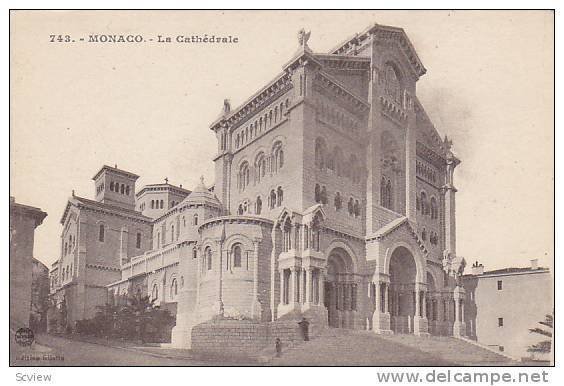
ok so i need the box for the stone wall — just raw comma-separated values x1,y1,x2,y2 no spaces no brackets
191,318,315,355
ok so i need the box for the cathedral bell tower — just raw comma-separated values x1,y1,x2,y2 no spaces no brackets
92,165,139,211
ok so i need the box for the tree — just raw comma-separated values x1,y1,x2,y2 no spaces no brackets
124,293,157,343
528,313,553,355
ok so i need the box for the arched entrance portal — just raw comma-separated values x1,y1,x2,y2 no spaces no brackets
388,246,418,334
324,248,357,329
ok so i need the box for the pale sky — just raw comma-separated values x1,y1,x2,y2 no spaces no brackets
10,10,554,271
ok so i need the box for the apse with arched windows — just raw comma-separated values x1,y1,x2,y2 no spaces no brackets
324,248,358,329
380,131,405,214
388,246,418,334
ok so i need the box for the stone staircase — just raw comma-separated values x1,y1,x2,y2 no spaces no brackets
269,329,516,366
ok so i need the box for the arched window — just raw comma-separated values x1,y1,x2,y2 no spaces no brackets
136,232,142,249
416,197,421,211
276,148,284,170
237,204,244,215
350,155,359,183
381,177,393,210
315,138,327,170
98,224,105,242
386,180,392,209
315,184,321,203
348,198,354,215
232,244,242,268
126,185,130,196
421,192,428,215
384,64,402,103
269,189,276,209
171,225,175,242
192,247,198,259
170,278,178,300
120,184,125,194
334,192,342,211
354,200,360,217
255,153,266,182
151,200,154,209
430,197,438,220
421,228,427,241
256,196,262,215
320,186,327,205
110,181,114,192
64,242,68,256
334,147,344,176
193,214,198,226
239,162,250,190
277,187,283,206
152,284,159,301
272,142,284,172
206,247,213,270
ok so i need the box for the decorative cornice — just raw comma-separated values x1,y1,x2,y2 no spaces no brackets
86,263,121,272
380,95,408,123
210,73,293,132
199,215,274,232
416,141,447,169
312,54,371,72
92,165,139,181
330,24,426,79
136,183,191,198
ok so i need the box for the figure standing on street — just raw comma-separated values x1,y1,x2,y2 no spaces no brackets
298,317,310,341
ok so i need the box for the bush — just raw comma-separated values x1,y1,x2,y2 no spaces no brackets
73,296,176,343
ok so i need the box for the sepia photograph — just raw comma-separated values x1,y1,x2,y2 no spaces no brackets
8,8,555,373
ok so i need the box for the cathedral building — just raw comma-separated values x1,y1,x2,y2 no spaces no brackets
51,23,466,348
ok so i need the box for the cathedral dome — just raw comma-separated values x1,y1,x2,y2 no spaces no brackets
179,176,221,208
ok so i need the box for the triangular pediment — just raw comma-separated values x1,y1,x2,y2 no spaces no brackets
367,216,428,256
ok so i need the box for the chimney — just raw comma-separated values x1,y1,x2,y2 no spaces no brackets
530,259,539,270
471,260,484,275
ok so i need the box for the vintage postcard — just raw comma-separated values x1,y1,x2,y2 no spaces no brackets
8,9,554,372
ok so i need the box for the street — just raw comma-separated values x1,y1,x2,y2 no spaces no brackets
10,333,212,366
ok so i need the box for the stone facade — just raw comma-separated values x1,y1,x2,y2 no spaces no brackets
50,165,153,327
53,23,467,349
9,197,47,329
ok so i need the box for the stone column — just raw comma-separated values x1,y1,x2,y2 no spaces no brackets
251,241,262,319
318,269,325,305
279,269,285,305
443,154,460,255
305,267,312,305
289,267,296,304
405,90,417,221
213,241,224,316
413,284,429,336
384,284,390,313
373,280,392,334
415,288,421,317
